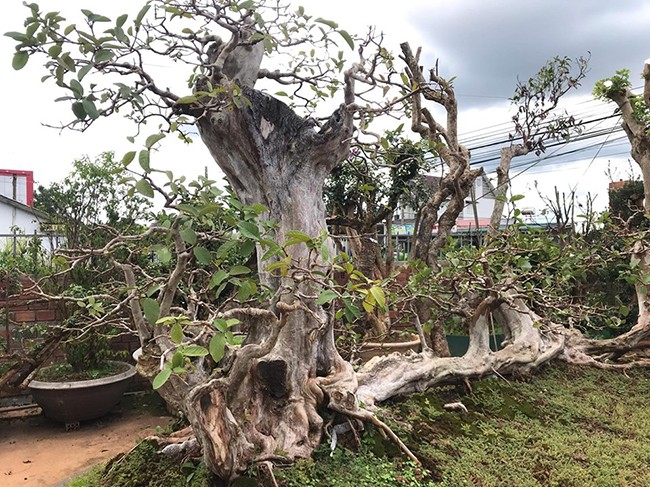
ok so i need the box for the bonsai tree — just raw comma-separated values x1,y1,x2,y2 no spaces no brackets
7,1,650,481
324,137,429,337
488,55,589,236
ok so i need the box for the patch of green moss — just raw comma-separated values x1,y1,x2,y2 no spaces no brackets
99,440,210,487
63,465,104,487
379,364,650,487
71,364,650,487
273,441,432,487
35,361,128,382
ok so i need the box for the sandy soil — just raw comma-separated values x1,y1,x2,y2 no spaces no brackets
0,394,172,487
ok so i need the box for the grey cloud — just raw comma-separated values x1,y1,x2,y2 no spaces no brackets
406,0,650,109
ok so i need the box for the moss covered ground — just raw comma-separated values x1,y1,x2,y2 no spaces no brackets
67,364,650,486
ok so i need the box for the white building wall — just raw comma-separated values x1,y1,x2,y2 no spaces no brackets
462,177,495,220
0,202,55,254
0,203,40,235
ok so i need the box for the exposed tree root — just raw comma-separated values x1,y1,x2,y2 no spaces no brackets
329,404,420,465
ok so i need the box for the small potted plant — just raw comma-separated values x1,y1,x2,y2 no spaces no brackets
29,314,136,428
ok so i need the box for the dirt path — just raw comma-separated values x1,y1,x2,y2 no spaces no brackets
0,394,172,487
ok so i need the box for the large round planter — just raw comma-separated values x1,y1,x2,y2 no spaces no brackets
359,334,421,361
447,335,505,357
29,361,136,424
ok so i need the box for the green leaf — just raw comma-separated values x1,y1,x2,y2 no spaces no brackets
619,305,630,317
315,18,338,28
265,260,288,273
77,64,93,81
145,132,166,149
240,240,256,258
94,49,113,63
182,345,209,357
284,230,311,243
176,203,199,217
213,319,228,333
193,246,212,265
229,265,251,276
12,51,29,70
320,242,330,262
214,282,228,300
71,101,86,120
69,79,83,98
511,194,525,202
48,44,62,58
237,221,260,240
81,98,99,119
171,351,184,368
170,322,184,344
209,270,229,289
140,297,160,325
238,0,255,9
369,285,386,308
237,280,253,301
317,290,338,305
175,95,198,104
138,150,150,172
59,53,76,72
116,14,128,28
180,227,197,245
152,367,172,390
4,32,30,42
209,333,226,362
121,150,136,167
135,178,154,198
135,4,151,26
337,29,354,50
157,246,172,264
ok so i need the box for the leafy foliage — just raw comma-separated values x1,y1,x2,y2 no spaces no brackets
608,179,647,228
404,214,640,338
594,69,650,126
34,152,152,249
509,55,589,154
325,136,430,229
5,0,357,139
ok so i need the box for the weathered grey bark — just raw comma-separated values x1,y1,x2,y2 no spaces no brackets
574,61,650,356
356,294,566,408
605,72,650,215
400,43,482,356
171,75,358,477
487,145,529,237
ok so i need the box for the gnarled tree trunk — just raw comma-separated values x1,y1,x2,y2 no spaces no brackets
487,145,528,237
162,88,359,479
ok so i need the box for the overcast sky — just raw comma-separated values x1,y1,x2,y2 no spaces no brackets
1,0,648,213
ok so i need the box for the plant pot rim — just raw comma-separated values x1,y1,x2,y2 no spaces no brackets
29,361,136,391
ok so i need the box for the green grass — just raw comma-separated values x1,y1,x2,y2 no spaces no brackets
275,364,650,486
379,363,650,487
63,440,210,487
63,465,104,487
67,364,650,486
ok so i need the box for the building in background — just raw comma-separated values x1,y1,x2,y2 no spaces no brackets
388,173,498,257
0,169,34,206
0,169,60,254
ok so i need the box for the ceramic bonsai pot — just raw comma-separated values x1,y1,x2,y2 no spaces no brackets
29,361,136,425
358,334,421,361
